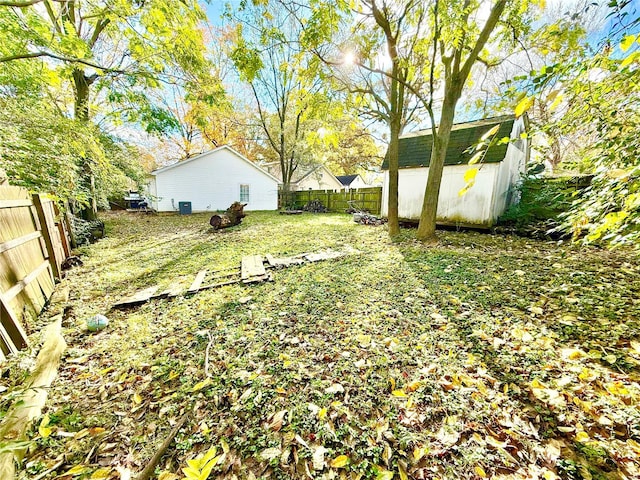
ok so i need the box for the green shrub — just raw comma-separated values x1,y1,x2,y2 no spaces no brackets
498,176,588,237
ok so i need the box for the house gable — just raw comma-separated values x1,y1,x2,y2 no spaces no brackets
381,116,516,170
336,174,359,187
153,145,280,183
151,146,279,212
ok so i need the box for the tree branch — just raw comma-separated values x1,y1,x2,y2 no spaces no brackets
459,0,507,81
0,51,128,74
0,0,64,6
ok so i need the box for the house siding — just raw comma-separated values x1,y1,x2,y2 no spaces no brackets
296,167,343,191
153,148,278,212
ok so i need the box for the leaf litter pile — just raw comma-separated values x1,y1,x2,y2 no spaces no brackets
3,211,640,480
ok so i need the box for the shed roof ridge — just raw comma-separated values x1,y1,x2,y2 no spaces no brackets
400,114,515,139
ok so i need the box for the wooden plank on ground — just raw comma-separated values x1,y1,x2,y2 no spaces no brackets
113,286,159,309
241,255,266,281
265,254,277,268
188,270,208,294
154,283,184,299
0,319,66,478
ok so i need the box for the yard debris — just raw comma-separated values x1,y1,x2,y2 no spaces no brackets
279,209,304,215
111,248,358,308
241,255,269,283
113,286,159,309
302,199,327,213
348,200,387,226
209,202,247,230
354,212,387,226
0,319,66,479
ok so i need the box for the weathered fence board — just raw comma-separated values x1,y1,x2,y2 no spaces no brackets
279,187,382,214
0,185,70,358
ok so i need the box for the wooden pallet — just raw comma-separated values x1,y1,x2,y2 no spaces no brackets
112,249,355,309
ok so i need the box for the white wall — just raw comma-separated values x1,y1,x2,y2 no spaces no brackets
381,117,529,228
346,176,369,190
153,149,278,212
492,117,529,216
296,166,342,191
382,164,500,227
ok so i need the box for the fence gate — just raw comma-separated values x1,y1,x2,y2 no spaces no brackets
0,186,67,359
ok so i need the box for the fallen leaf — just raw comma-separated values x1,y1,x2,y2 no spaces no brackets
391,389,407,398
260,447,282,461
375,467,394,480
475,465,488,478
575,431,590,442
90,468,112,479
191,378,213,392
267,409,288,432
133,392,142,404
312,445,328,470
330,455,349,468
325,383,344,394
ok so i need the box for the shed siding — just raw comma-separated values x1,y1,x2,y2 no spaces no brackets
491,119,528,217
381,116,528,228
154,149,278,212
381,164,500,226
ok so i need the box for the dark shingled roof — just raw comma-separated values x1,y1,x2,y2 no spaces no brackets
381,116,515,170
336,174,358,186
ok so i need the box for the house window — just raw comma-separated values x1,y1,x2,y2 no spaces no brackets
240,184,250,203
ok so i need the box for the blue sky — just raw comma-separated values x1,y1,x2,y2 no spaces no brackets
204,0,237,26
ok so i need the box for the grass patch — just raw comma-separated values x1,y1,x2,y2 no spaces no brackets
6,211,640,480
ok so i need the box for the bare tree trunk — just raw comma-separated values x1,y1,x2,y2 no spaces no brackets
72,69,90,122
416,88,459,241
72,68,98,221
387,113,401,236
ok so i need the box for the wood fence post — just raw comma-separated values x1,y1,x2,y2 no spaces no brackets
54,203,71,258
0,294,28,354
32,194,60,280
63,201,77,249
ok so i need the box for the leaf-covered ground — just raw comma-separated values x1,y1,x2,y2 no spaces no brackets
3,211,640,480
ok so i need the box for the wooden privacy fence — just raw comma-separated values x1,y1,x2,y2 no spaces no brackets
280,187,383,214
0,185,71,359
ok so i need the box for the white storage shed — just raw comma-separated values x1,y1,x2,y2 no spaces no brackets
381,115,529,228
149,146,279,212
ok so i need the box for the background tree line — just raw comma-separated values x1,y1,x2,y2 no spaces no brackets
0,0,638,247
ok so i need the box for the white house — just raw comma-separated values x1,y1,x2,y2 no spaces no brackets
381,115,529,228
149,146,280,212
336,174,370,190
262,163,343,191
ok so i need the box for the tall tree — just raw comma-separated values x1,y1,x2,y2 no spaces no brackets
302,0,539,240
414,0,539,241
298,0,430,235
230,1,331,192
